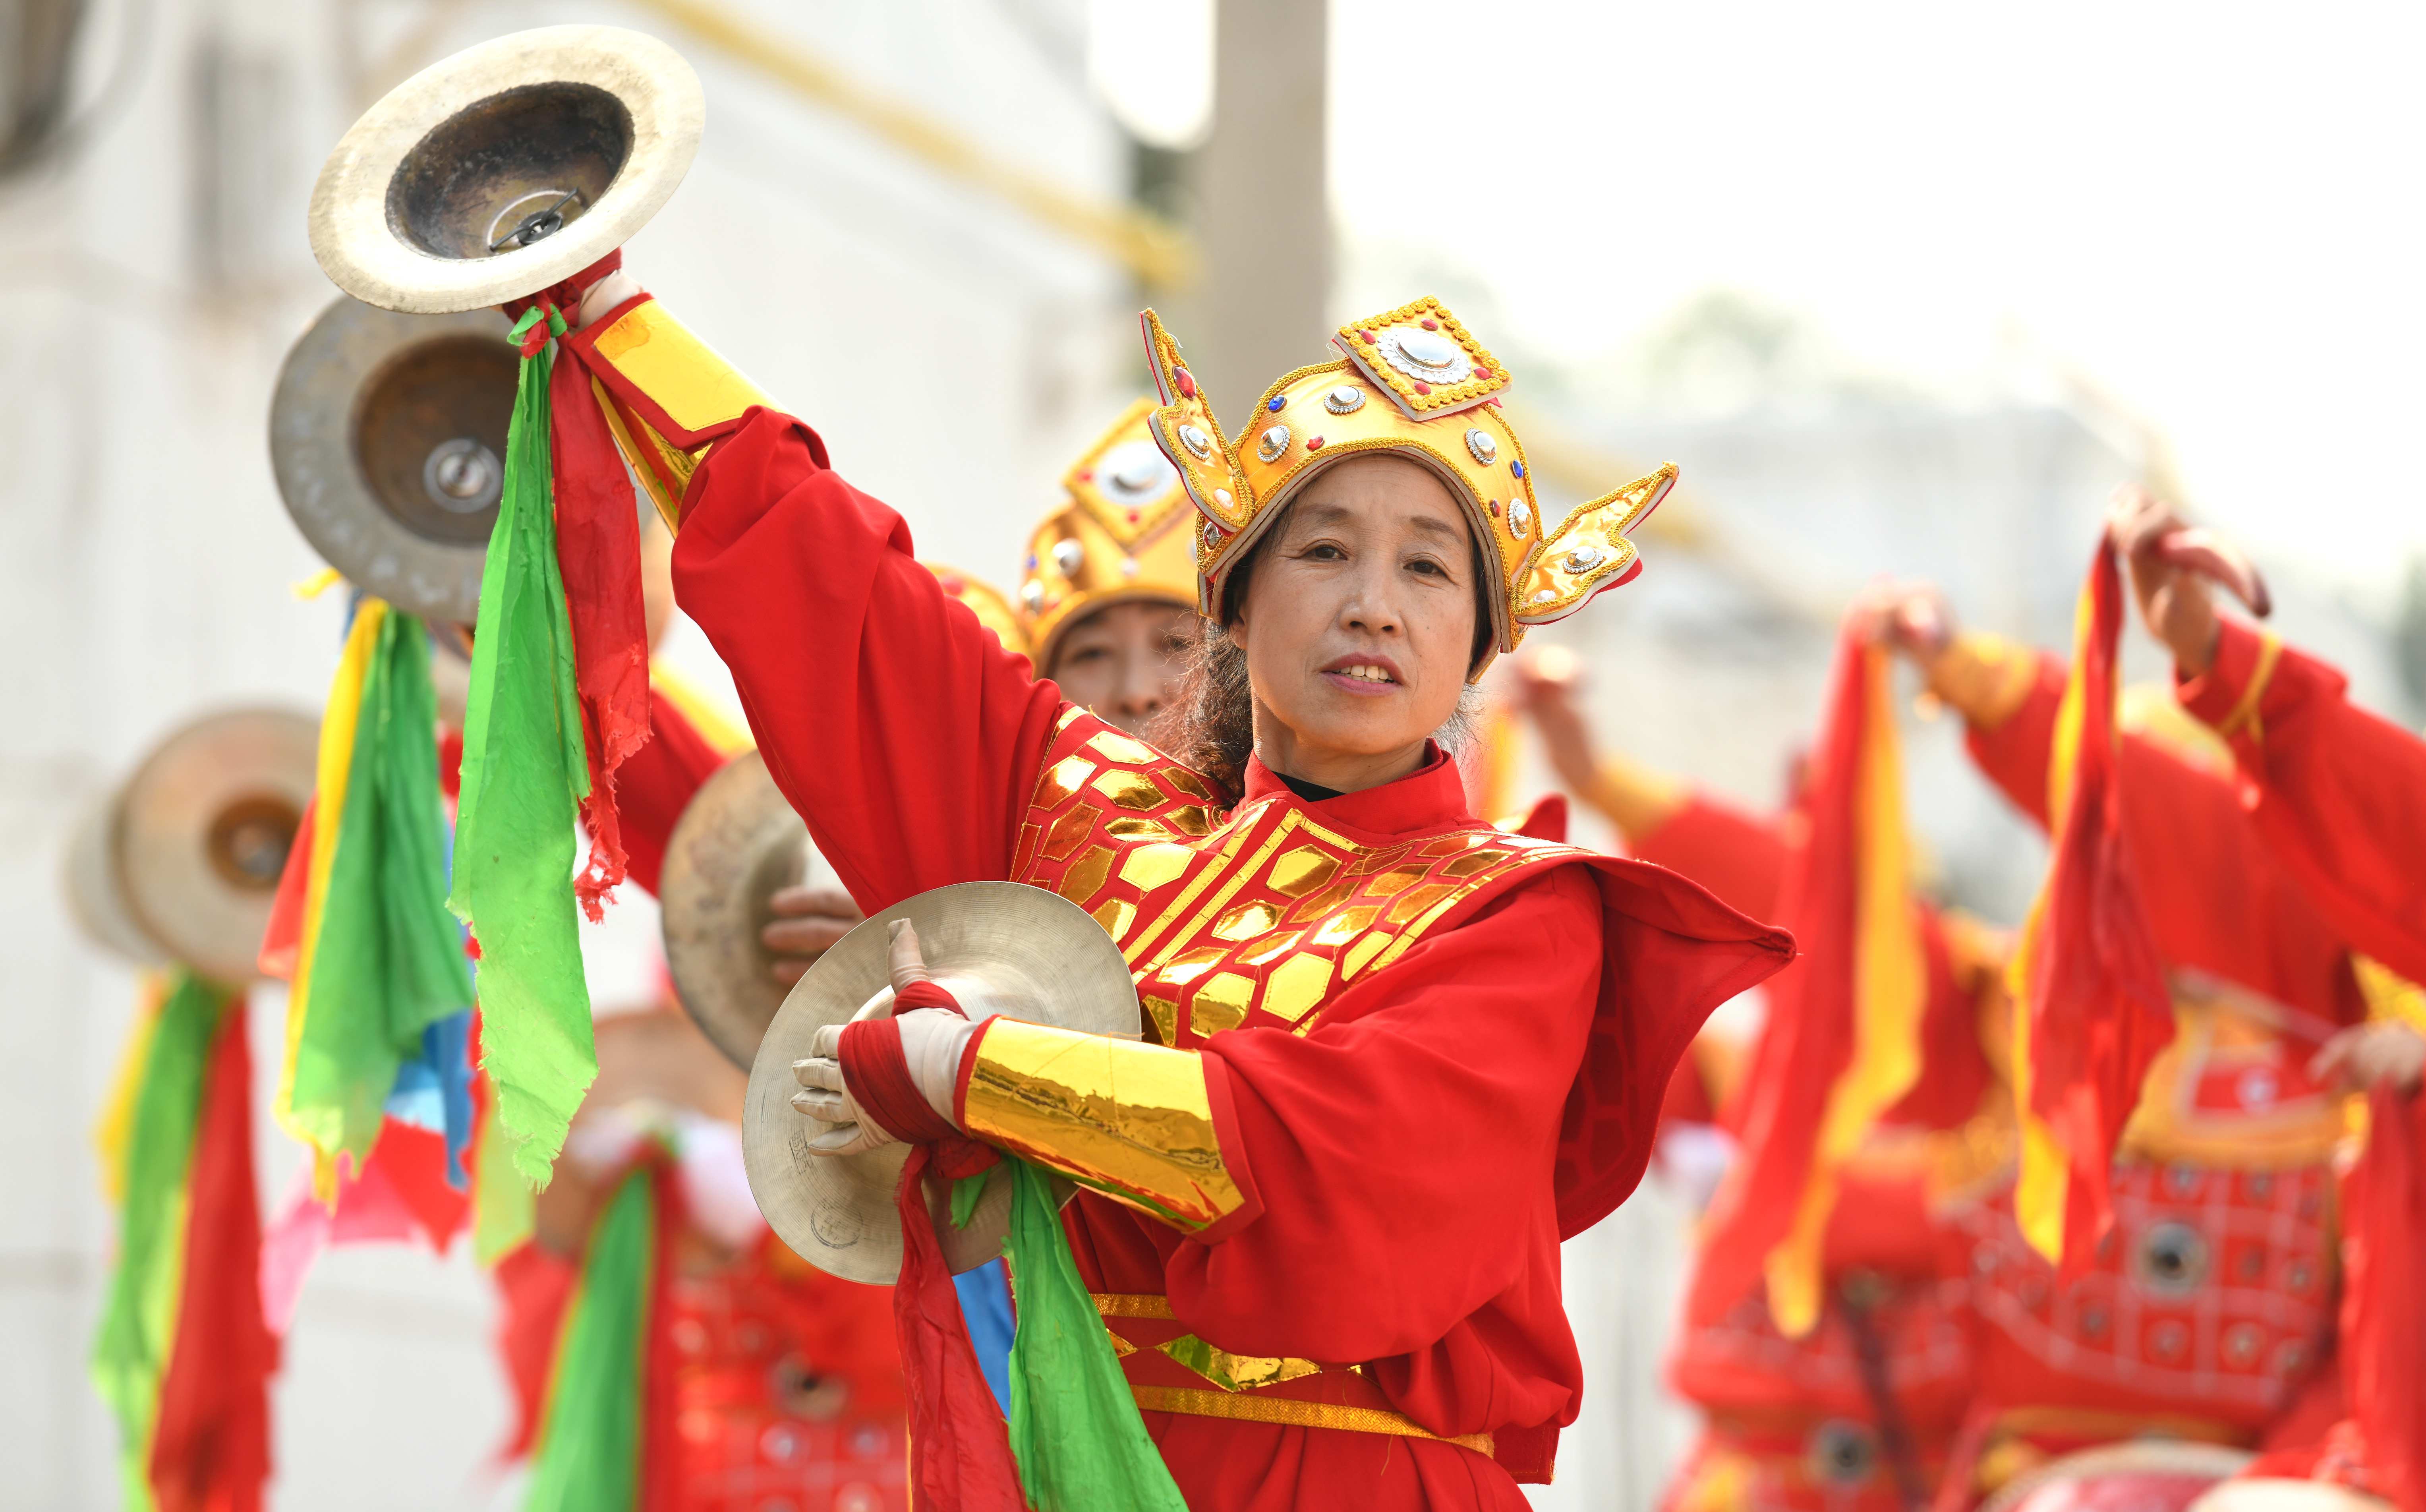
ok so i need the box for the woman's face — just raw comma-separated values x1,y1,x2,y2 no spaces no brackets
1230,454,1480,790
1046,599,1193,735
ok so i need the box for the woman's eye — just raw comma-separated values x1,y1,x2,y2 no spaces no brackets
1305,543,1347,561
1407,557,1450,578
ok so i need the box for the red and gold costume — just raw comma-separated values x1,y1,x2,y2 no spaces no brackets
567,291,1794,1507
1016,396,1199,666
2174,619,2426,987
1923,630,2362,1497
497,685,909,1512
1574,731,2003,1512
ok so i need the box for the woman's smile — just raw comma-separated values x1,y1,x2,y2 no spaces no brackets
1318,653,1406,696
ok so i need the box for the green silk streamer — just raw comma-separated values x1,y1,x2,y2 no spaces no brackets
450,305,596,1187
1004,1159,1188,1511
90,973,229,1512
289,609,473,1166
520,1169,653,1512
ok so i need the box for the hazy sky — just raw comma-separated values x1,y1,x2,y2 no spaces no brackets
1319,2,2426,594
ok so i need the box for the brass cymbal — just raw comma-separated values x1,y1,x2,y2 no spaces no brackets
79,708,319,986
271,295,518,623
1980,1444,2255,1512
62,795,166,969
309,25,702,315
742,882,1142,1285
659,750,827,1071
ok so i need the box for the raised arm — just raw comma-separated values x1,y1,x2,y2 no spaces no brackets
564,291,1063,911
2176,621,2426,982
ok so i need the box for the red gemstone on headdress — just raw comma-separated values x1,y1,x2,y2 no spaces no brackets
1305,436,1326,451
1413,382,1431,395
1359,329,1376,343
1126,509,1141,523
941,575,965,593
1487,499,1500,516
1076,470,1093,482
1175,369,1197,398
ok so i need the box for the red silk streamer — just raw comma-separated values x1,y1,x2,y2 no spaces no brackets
838,981,1001,1179
2341,1085,2426,1512
893,1143,1026,1512
503,250,654,920
2016,538,2175,1273
1686,623,1874,1329
149,997,276,1512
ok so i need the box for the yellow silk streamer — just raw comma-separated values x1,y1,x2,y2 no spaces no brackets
92,973,171,1205
275,599,386,1200
1763,646,1927,1335
2007,576,2101,1263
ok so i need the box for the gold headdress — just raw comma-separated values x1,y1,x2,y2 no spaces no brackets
926,562,1032,661
1139,296,1676,678
1017,398,1199,671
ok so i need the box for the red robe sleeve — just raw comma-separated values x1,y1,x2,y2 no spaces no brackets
2179,619,2426,985
668,411,1064,909
612,688,727,899
1962,642,2363,1026
1628,792,1793,922
1167,868,1601,1411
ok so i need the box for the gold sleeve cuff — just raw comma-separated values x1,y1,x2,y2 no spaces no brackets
573,298,775,526
1924,631,2041,729
961,1018,1250,1233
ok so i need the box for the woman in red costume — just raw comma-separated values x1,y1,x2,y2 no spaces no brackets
1518,654,2005,1512
1854,547,2396,1504
562,270,1794,1508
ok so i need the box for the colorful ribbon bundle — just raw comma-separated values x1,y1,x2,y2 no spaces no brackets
1686,628,1926,1336
90,972,275,1512
890,1150,1186,1512
2006,536,2175,1269
267,598,476,1192
449,264,655,1189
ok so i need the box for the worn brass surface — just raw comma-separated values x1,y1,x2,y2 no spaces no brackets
270,294,517,623
309,25,702,313
659,750,825,1071
68,708,319,986
741,881,1141,1285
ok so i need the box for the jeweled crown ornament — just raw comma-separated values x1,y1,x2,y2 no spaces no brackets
1139,297,1677,678
1018,398,1199,669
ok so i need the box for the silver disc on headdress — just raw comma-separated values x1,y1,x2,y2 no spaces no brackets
270,296,518,624
660,751,829,1071
742,882,1142,1285
64,707,319,985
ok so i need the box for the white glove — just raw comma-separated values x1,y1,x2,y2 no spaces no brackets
791,918,980,1157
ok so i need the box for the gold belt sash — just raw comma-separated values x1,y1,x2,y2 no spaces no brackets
1091,1292,1496,1458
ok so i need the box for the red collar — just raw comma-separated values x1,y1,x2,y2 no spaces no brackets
1239,742,1473,836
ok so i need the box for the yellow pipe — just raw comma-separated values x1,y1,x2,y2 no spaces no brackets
622,0,1199,290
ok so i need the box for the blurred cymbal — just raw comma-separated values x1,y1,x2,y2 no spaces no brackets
1981,1444,2255,1512
271,295,518,623
659,751,826,1071
66,707,319,985
742,882,1142,1284
308,25,702,314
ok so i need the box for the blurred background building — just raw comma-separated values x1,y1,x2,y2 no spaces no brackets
3,0,2420,1508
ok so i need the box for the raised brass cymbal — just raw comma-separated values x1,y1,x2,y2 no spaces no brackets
271,295,518,624
742,882,1142,1285
309,25,702,314
659,750,829,1071
65,707,319,986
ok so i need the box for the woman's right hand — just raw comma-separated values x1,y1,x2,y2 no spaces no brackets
1847,578,1955,664
1512,648,1601,799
